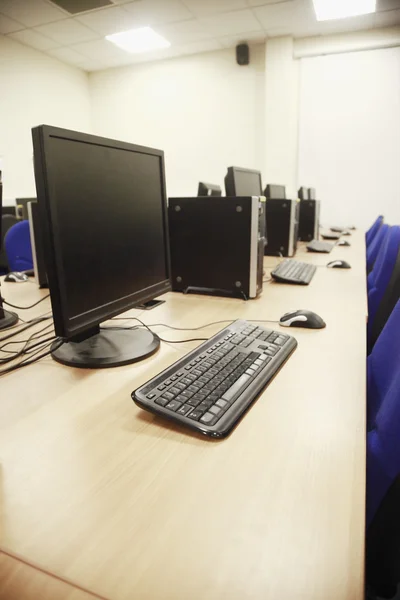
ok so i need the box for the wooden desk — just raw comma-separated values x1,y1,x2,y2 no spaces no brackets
0,232,367,600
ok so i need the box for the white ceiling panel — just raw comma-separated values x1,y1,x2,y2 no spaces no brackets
246,0,293,6
34,18,99,44
76,5,139,34
253,0,312,31
157,18,213,44
0,13,24,33
0,0,67,27
123,0,193,25
8,28,61,50
1,0,399,72
218,30,267,47
181,0,248,17
48,46,88,65
71,37,134,59
200,8,263,36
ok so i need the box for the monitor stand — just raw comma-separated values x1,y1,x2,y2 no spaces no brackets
50,325,160,369
0,307,18,330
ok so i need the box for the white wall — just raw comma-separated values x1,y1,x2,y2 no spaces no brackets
0,35,91,204
264,37,299,199
298,46,400,229
89,45,265,197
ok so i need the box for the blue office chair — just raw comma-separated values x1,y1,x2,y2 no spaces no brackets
367,299,400,526
367,223,390,273
4,220,33,272
368,227,400,328
366,215,384,247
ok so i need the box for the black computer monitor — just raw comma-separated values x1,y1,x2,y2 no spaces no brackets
0,170,19,330
225,166,262,197
32,125,171,368
308,188,316,200
264,184,286,199
197,182,222,197
298,187,308,201
16,197,36,220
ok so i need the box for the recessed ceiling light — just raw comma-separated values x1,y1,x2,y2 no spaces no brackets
106,27,171,54
313,0,376,21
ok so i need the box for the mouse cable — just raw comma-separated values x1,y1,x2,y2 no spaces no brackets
0,323,55,359
1,294,50,310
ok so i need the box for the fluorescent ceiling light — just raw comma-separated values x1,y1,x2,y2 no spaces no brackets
313,0,376,21
106,27,170,54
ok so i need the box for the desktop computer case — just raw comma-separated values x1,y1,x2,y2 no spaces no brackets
168,196,265,299
298,199,320,242
264,199,299,257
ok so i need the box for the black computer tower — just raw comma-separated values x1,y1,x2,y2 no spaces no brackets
264,199,299,257
298,199,320,242
168,196,265,299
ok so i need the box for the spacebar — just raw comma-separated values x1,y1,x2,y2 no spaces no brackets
222,374,252,401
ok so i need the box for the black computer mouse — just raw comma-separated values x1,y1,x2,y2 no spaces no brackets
4,271,29,283
279,310,326,329
337,240,351,247
327,260,351,269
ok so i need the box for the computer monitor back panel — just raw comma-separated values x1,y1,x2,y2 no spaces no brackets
264,199,298,257
197,182,222,197
169,196,265,299
32,125,171,340
308,188,316,200
265,184,286,200
298,200,320,242
16,197,36,220
225,167,262,197
28,201,48,288
298,187,308,201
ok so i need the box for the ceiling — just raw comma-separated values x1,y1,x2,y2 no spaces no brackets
0,0,399,72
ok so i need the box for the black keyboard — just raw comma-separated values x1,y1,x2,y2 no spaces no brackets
271,260,316,285
307,240,335,253
132,320,297,438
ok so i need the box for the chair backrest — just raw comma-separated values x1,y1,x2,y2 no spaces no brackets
4,220,33,272
369,244,400,353
0,214,19,270
368,226,400,336
366,215,384,247
367,223,389,273
367,297,400,430
367,299,400,526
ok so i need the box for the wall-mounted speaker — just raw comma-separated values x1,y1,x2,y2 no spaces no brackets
236,43,249,66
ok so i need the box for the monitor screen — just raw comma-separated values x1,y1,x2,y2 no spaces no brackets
32,126,171,341
225,167,262,197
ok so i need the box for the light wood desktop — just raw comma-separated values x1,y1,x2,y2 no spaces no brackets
0,232,367,600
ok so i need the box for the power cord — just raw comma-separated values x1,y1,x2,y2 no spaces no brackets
1,294,50,310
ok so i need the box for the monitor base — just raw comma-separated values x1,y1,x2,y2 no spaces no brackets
51,327,160,369
0,309,18,330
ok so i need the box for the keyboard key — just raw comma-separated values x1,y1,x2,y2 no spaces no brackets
187,409,204,421
170,375,178,381
162,392,174,401
169,387,181,396
200,412,218,425
222,374,252,402
187,397,201,407
147,393,156,399
209,405,222,416
155,397,169,407
175,382,186,391
157,384,167,391
216,399,229,409
166,400,182,412
177,404,192,416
